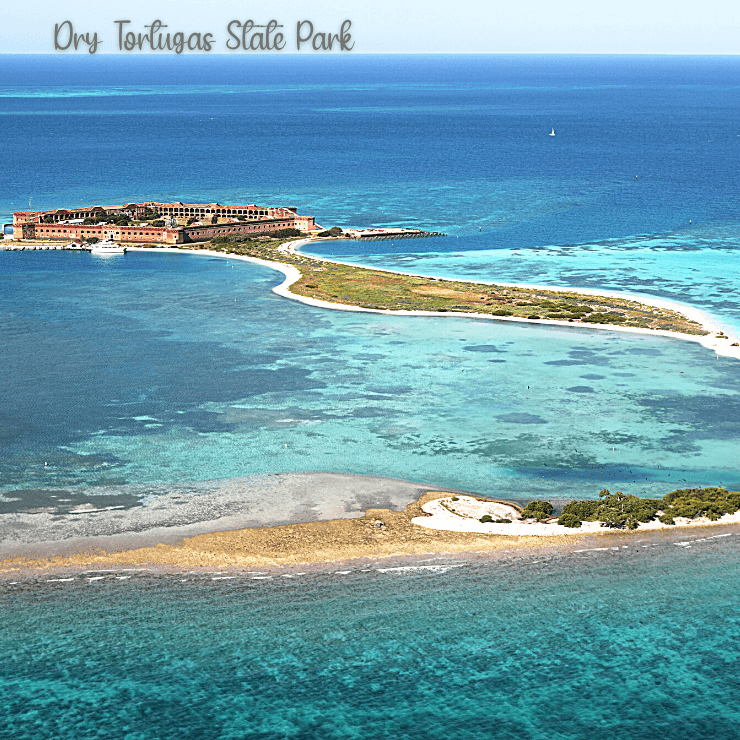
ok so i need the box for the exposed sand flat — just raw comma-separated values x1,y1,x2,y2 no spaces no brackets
414,495,740,535
0,493,574,573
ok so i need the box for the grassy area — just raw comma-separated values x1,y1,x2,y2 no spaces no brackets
192,235,708,335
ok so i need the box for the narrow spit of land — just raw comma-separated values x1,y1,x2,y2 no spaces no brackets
3,489,740,574
0,493,563,572
11,233,738,348
197,236,709,334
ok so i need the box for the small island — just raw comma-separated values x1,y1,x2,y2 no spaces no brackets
2,487,739,575
415,486,740,535
201,233,709,335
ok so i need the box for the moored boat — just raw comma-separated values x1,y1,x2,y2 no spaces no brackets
90,232,126,255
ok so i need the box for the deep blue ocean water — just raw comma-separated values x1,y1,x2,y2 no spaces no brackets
2,55,740,738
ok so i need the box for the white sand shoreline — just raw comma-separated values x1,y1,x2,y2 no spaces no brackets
413,495,740,536
129,243,740,360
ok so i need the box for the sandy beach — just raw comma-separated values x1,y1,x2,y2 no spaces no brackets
414,495,740,536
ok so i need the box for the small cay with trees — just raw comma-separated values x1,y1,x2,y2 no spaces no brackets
414,487,740,535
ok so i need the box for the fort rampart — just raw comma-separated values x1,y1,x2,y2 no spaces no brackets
12,201,318,244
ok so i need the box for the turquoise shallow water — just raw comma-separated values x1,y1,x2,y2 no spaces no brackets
3,530,740,740
3,249,740,550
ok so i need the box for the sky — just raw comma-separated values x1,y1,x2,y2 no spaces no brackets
0,0,739,54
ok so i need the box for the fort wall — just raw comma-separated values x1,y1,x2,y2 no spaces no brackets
12,201,319,244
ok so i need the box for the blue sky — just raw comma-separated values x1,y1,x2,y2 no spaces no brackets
1,0,739,54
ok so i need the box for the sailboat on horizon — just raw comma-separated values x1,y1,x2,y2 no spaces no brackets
549,128,555,136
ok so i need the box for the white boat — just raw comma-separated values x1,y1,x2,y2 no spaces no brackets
90,231,126,255
549,128,556,136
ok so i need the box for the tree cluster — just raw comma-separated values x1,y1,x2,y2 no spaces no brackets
658,487,740,524
519,500,554,520
551,487,740,529
83,213,132,226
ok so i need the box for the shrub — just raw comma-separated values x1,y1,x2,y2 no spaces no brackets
527,314,540,320
451,496,459,501
480,515,493,523
560,500,600,521
595,489,661,529
263,228,303,238
586,312,625,324
520,501,554,520
494,518,512,524
660,487,740,521
150,220,165,227
557,513,582,528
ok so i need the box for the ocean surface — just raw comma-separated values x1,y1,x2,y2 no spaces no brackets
2,54,740,737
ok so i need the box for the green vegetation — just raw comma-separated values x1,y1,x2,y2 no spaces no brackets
269,228,303,238
480,515,513,524
179,233,710,335
557,513,583,528
208,230,305,248
150,219,165,227
659,487,740,525
557,499,600,528
318,226,343,237
593,489,662,529
520,500,554,520
549,487,740,529
83,213,132,227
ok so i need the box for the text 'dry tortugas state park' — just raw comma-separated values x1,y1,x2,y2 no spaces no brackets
12,200,320,244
